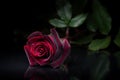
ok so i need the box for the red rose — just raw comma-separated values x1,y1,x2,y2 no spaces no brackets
24,28,71,68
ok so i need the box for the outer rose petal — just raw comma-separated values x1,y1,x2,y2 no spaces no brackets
49,28,63,60
24,45,37,66
50,28,62,47
51,39,71,68
27,36,44,45
27,31,42,39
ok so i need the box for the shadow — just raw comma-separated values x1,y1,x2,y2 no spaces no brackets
24,66,69,80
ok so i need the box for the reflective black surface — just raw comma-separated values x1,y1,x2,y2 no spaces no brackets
0,47,120,80
24,66,69,80
0,48,87,80
0,51,28,80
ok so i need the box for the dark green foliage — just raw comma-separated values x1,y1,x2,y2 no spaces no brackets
87,0,111,35
49,1,87,28
71,34,94,45
69,14,87,27
48,0,120,80
114,29,120,47
57,1,72,23
49,19,67,28
88,36,111,51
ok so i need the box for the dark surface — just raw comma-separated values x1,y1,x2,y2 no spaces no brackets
24,66,69,80
0,2,55,79
0,44,90,80
0,51,28,80
0,0,120,80
0,47,120,80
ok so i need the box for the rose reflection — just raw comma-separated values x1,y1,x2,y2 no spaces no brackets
24,66,69,80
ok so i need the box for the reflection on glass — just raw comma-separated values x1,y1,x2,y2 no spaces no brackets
24,66,69,80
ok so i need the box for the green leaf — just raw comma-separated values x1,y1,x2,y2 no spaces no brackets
57,1,72,23
86,13,98,32
114,51,120,68
90,54,110,80
114,29,120,47
72,34,95,45
87,0,111,35
69,13,87,27
49,18,67,28
88,36,111,51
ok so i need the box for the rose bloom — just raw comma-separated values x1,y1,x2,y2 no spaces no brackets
24,28,71,68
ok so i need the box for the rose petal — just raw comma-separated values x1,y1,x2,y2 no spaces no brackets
44,35,56,54
36,56,51,66
27,31,43,40
51,39,71,68
27,36,44,45
50,28,62,47
49,28,63,60
24,45,37,66
25,45,50,66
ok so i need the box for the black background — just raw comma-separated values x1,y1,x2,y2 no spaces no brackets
0,0,119,80
0,0,56,80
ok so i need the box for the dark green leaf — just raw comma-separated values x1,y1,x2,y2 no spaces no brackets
57,1,72,23
87,0,111,35
88,36,111,51
114,51,120,68
86,13,98,32
49,19,67,28
114,29,120,47
71,34,95,45
90,54,110,80
69,13,87,27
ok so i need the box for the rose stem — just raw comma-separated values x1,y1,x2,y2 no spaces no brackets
65,27,69,39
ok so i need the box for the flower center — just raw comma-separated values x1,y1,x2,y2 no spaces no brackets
39,47,44,53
